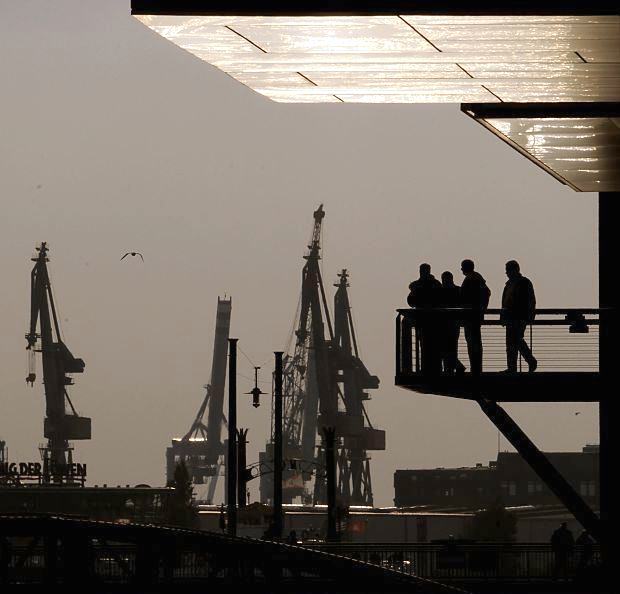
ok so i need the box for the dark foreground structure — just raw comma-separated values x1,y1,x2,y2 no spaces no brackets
0,514,458,593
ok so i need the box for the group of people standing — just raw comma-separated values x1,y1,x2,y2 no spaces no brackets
407,259,537,375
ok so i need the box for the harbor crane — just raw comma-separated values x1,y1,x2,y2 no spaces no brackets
260,207,384,506
166,297,231,503
25,243,91,483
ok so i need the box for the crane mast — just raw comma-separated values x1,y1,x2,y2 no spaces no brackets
26,243,91,484
166,297,231,502
261,207,385,506
332,269,384,505
283,205,333,462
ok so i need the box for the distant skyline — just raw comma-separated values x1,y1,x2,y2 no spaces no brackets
0,0,599,505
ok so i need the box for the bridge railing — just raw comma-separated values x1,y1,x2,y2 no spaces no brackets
307,542,601,582
4,539,601,585
396,308,599,377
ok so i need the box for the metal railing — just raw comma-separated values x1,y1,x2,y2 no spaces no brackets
308,542,601,582
396,308,599,376
4,540,601,585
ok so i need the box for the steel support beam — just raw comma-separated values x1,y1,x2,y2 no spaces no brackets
599,192,618,573
478,399,601,540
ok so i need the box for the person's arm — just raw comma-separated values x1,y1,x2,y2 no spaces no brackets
527,279,536,322
407,282,417,308
460,279,470,307
500,285,507,323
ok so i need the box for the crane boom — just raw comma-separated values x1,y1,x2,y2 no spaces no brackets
26,243,91,484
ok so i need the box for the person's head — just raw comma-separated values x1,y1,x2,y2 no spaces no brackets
441,271,455,287
419,263,431,277
561,522,568,529
461,259,475,275
505,260,521,279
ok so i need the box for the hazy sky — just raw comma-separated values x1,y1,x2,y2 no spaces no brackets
1,0,599,505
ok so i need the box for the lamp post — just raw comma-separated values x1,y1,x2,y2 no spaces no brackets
272,351,284,539
323,426,338,541
237,428,249,509
227,338,238,537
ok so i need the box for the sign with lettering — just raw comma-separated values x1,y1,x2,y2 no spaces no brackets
0,461,87,478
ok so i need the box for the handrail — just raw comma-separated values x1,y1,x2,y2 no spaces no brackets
306,541,601,581
396,307,600,376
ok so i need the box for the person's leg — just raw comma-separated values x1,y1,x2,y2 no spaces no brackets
515,320,537,369
420,327,433,374
466,322,483,374
454,326,466,373
506,322,519,371
427,329,442,375
464,323,474,372
442,324,456,373
472,322,483,374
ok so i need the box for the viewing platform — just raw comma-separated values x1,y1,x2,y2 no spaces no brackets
396,308,602,402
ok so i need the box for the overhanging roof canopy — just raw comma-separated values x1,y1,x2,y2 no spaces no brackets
131,3,620,190
463,103,620,192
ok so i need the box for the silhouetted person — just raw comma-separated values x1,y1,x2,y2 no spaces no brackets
551,522,574,580
460,259,490,374
408,264,441,374
439,271,465,374
501,260,537,373
287,530,298,544
576,530,594,571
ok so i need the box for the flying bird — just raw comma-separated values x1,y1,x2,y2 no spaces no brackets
121,252,144,262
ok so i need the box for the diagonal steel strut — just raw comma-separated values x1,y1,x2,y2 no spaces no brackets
477,398,601,541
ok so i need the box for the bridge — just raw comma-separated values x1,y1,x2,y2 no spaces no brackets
0,514,462,592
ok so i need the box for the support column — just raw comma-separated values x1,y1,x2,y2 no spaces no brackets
227,338,238,537
237,428,248,509
272,352,283,539
324,426,337,541
599,192,618,569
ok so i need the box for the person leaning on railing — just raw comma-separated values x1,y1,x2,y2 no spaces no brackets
407,263,442,375
439,271,466,375
501,260,538,373
460,259,491,375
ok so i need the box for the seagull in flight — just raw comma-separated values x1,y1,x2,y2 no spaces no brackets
121,252,144,262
